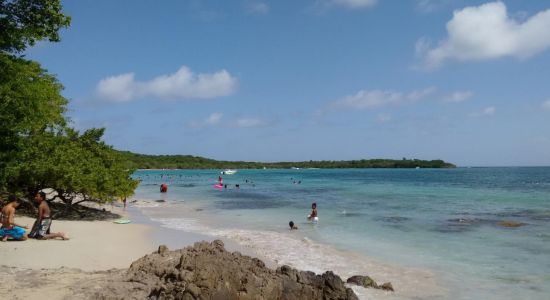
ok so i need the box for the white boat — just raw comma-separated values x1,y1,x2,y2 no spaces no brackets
221,169,237,175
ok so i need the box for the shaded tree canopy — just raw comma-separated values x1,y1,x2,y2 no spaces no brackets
6,128,138,207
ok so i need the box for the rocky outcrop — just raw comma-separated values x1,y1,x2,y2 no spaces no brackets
379,282,394,291
346,275,394,292
89,240,358,300
346,275,378,288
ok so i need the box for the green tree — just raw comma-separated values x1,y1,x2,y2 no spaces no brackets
6,128,138,214
0,53,68,186
0,0,71,53
0,0,138,215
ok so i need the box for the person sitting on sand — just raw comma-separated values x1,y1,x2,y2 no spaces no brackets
289,221,298,230
0,195,28,241
307,202,317,221
28,192,68,240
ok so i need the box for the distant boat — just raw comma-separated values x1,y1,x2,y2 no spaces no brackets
291,167,300,170
415,166,420,169
221,169,237,175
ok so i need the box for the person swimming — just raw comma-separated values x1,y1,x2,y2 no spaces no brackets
307,202,318,222
289,221,298,230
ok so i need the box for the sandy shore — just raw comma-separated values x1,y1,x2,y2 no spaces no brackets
1,215,156,271
0,202,443,300
0,204,161,300
0,204,267,300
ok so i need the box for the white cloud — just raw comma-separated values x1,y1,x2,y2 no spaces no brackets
542,100,550,111
417,2,550,68
321,0,377,9
231,118,268,128
377,113,392,123
188,114,268,129
97,66,237,101
469,106,495,117
96,73,136,101
444,91,473,103
246,1,269,15
189,112,224,128
328,87,435,111
205,112,223,125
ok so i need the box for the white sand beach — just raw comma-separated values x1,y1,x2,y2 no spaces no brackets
0,216,155,271
0,205,158,300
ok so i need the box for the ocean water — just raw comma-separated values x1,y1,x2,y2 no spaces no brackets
132,168,550,299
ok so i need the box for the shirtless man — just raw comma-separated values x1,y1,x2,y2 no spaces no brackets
0,195,28,241
29,192,68,240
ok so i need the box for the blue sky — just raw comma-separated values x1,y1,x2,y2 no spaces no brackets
25,0,550,166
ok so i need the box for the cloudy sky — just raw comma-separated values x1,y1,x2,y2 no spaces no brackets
26,0,550,166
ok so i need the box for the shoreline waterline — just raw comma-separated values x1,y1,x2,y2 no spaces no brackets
131,197,447,299
130,167,550,300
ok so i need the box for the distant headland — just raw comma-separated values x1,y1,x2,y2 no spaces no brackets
118,151,456,169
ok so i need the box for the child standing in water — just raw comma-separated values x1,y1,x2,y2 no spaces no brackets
307,202,317,221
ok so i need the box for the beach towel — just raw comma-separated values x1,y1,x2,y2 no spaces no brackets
0,226,26,239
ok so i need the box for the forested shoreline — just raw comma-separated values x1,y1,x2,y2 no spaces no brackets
119,151,456,169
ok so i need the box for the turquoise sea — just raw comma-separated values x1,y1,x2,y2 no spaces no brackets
132,168,550,299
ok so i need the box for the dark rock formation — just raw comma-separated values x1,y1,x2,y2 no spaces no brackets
379,282,394,291
89,240,358,300
346,275,394,292
346,275,378,288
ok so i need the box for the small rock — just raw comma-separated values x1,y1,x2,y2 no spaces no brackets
158,245,169,255
379,282,394,291
186,283,201,297
346,275,378,288
212,239,224,250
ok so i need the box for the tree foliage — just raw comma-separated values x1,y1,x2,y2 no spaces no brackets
5,128,138,210
118,152,456,169
0,53,68,185
0,0,71,53
0,1,138,213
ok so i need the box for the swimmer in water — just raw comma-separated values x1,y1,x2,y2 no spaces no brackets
307,202,317,221
289,221,298,230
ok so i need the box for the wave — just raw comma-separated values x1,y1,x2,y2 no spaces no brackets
151,217,445,300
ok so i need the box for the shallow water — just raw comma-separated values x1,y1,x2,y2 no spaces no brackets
132,168,550,299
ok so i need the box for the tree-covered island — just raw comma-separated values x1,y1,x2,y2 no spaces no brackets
119,151,456,170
